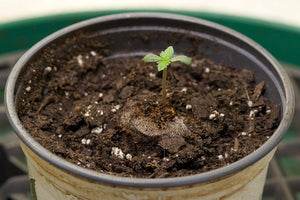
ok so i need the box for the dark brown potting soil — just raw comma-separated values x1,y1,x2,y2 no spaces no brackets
17,33,280,178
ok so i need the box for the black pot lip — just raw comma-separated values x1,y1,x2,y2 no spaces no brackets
5,12,295,188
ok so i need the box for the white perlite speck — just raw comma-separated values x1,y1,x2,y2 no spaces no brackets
204,67,210,73
241,132,247,136
209,110,220,120
249,109,258,118
91,127,103,134
44,66,52,73
220,113,225,117
181,87,187,93
209,114,216,120
84,112,90,117
99,93,103,98
229,101,233,106
213,110,219,115
217,88,221,91
163,157,170,162
77,55,84,67
111,147,125,159
90,51,97,56
149,72,156,77
112,105,121,112
86,139,91,145
186,104,192,110
266,110,271,114
81,138,87,145
126,154,132,161
224,153,229,158
217,155,224,160
25,86,31,92
247,100,253,107
58,134,62,138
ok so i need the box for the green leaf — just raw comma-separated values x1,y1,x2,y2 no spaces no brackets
142,53,161,63
171,55,192,66
157,59,171,71
160,46,174,60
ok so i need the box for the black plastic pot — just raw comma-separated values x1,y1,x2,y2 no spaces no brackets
5,13,294,199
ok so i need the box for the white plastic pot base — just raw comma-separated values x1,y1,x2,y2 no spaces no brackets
21,142,276,200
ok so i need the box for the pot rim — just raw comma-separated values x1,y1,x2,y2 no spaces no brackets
5,12,295,188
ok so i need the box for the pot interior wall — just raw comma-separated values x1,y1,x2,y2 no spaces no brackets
15,16,285,109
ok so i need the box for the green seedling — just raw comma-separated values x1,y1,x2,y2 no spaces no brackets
142,46,191,103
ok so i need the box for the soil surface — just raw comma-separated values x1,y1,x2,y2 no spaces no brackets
17,33,280,178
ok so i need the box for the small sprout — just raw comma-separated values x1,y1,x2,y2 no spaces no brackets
143,46,191,103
